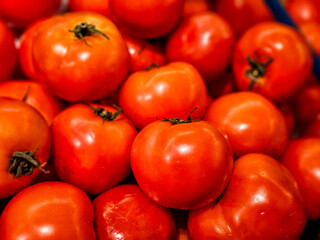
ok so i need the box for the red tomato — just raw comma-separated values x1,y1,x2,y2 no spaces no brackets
182,0,212,18
0,98,51,199
0,181,96,239
0,0,61,29
69,0,112,19
281,138,320,220
52,103,137,195
206,70,237,99
205,91,288,158
188,153,306,240
166,12,235,83
277,101,295,136
0,80,65,125
300,22,320,56
286,0,320,25
109,0,184,39
301,115,320,137
93,184,177,239
130,118,233,209
119,62,208,130
0,19,17,82
233,22,312,103
213,0,274,37
20,11,130,102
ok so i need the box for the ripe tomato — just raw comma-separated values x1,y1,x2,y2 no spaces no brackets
165,12,235,83
0,98,51,199
130,118,233,209
93,184,177,239
182,0,212,18
281,138,320,220
0,181,96,239
300,22,320,56
0,19,17,82
204,91,288,158
119,62,208,130
52,103,137,195
0,80,65,125
206,70,237,99
188,153,306,240
109,0,184,39
286,0,320,25
20,11,130,102
233,22,312,103
68,0,112,19
0,0,61,29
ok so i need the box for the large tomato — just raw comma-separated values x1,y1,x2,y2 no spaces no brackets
20,11,130,102
188,153,306,240
130,118,233,209
182,0,212,18
68,0,112,19
0,181,96,239
232,22,312,103
0,98,51,199
286,0,320,25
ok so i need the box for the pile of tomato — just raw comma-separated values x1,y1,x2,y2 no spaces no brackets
0,0,320,239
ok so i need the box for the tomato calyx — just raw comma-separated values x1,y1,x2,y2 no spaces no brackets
146,63,160,71
86,103,122,123
9,146,48,178
69,22,110,47
245,54,273,90
161,107,200,125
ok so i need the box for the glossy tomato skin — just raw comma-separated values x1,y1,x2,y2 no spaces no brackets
52,104,137,195
0,181,96,240
188,153,306,240
0,80,65,125
0,0,60,29
131,120,233,209
22,11,129,102
182,0,212,18
0,98,51,199
233,22,312,103
166,12,235,83
0,19,17,82
300,22,320,56
109,0,184,39
119,62,208,130
93,184,177,240
280,138,320,219
205,91,288,158
286,0,320,25
69,0,112,19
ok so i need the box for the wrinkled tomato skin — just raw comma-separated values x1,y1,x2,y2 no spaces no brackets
93,184,177,240
166,12,235,83
188,153,306,240
52,104,137,195
0,98,51,199
130,120,233,209
281,138,320,220
69,0,112,19
0,181,96,240
233,22,312,103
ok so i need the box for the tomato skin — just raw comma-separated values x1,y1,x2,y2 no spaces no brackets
286,0,320,25
52,104,137,195
119,62,208,130
188,153,306,240
0,181,96,240
232,22,312,103
205,91,288,158
166,12,235,83
300,22,320,56
0,98,51,199
109,0,184,39
280,138,320,220
0,19,17,82
207,70,237,99
0,80,65,125
130,120,233,209
301,115,320,137
93,184,177,240
23,11,129,102
69,0,112,19
182,0,211,18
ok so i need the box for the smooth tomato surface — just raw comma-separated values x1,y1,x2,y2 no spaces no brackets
69,0,112,19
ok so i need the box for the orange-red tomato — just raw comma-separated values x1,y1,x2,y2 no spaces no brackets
286,0,320,25
68,0,112,19
300,22,320,56
182,0,212,18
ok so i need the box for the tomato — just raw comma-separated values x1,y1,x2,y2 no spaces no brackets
300,22,320,56
52,103,137,195
188,153,306,240
0,0,61,29
232,22,312,103
182,0,212,18
166,12,235,83
130,117,233,209
281,138,320,220
205,91,288,158
206,70,237,99
0,98,51,199
119,62,208,130
277,102,295,136
0,19,17,82
300,115,320,137
0,80,65,125
286,0,320,25
20,11,130,102
69,0,112,19
213,0,274,37
109,0,184,39
0,181,96,239
93,184,177,239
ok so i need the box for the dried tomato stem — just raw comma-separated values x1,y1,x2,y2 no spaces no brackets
161,107,199,125
86,103,122,123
